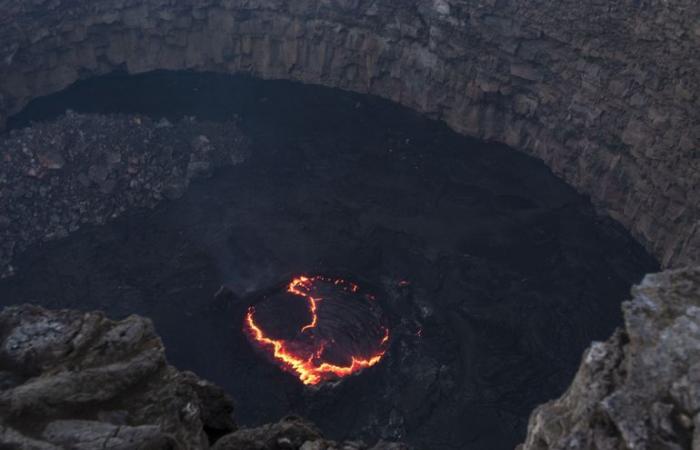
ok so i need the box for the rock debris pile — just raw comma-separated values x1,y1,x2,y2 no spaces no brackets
0,112,250,278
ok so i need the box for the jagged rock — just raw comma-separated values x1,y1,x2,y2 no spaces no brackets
520,266,700,450
212,416,410,450
41,421,177,450
212,417,322,450
36,150,65,170
187,160,213,181
157,118,173,128
0,305,237,449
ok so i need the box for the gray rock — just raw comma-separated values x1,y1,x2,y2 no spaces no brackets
162,178,187,199
191,135,212,153
37,150,65,170
212,416,322,450
0,424,60,450
186,160,213,181
157,118,173,128
42,420,176,450
520,266,700,450
0,305,236,449
87,163,110,184
212,416,408,450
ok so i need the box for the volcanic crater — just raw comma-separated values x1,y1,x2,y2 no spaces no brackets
0,71,659,449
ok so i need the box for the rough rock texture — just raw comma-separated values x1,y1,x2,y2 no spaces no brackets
0,111,249,277
0,304,237,449
520,266,700,450
0,305,408,450
211,416,408,450
0,0,698,267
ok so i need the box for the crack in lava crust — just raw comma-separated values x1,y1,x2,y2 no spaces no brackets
244,275,390,385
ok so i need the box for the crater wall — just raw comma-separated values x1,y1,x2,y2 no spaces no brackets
0,0,698,266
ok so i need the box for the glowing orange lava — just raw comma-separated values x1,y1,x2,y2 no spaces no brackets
244,275,390,385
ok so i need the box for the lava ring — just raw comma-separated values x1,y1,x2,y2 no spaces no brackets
244,275,390,385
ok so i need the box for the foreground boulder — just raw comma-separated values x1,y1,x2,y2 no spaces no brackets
520,266,700,449
212,416,406,450
0,305,236,449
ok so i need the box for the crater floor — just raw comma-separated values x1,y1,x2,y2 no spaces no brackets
0,72,658,449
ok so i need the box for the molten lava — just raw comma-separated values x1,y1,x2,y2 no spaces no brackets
244,275,390,385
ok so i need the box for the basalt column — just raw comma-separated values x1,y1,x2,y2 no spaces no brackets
0,0,698,268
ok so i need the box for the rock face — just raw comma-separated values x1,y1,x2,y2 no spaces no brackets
0,0,698,268
211,416,406,450
0,304,408,450
4,269,698,449
520,266,700,450
0,304,237,449
0,111,250,278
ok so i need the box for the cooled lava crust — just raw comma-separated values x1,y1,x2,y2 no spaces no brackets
244,275,390,385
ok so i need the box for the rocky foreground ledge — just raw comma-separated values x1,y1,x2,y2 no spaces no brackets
1,269,698,449
0,304,406,450
520,266,700,450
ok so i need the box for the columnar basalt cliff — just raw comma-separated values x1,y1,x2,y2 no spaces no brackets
0,0,698,268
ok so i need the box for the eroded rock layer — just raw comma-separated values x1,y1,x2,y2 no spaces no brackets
0,0,698,267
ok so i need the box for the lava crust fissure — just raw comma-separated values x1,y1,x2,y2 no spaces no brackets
245,275,390,386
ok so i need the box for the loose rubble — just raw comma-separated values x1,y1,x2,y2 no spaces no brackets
0,111,250,278
0,304,408,449
0,304,236,449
